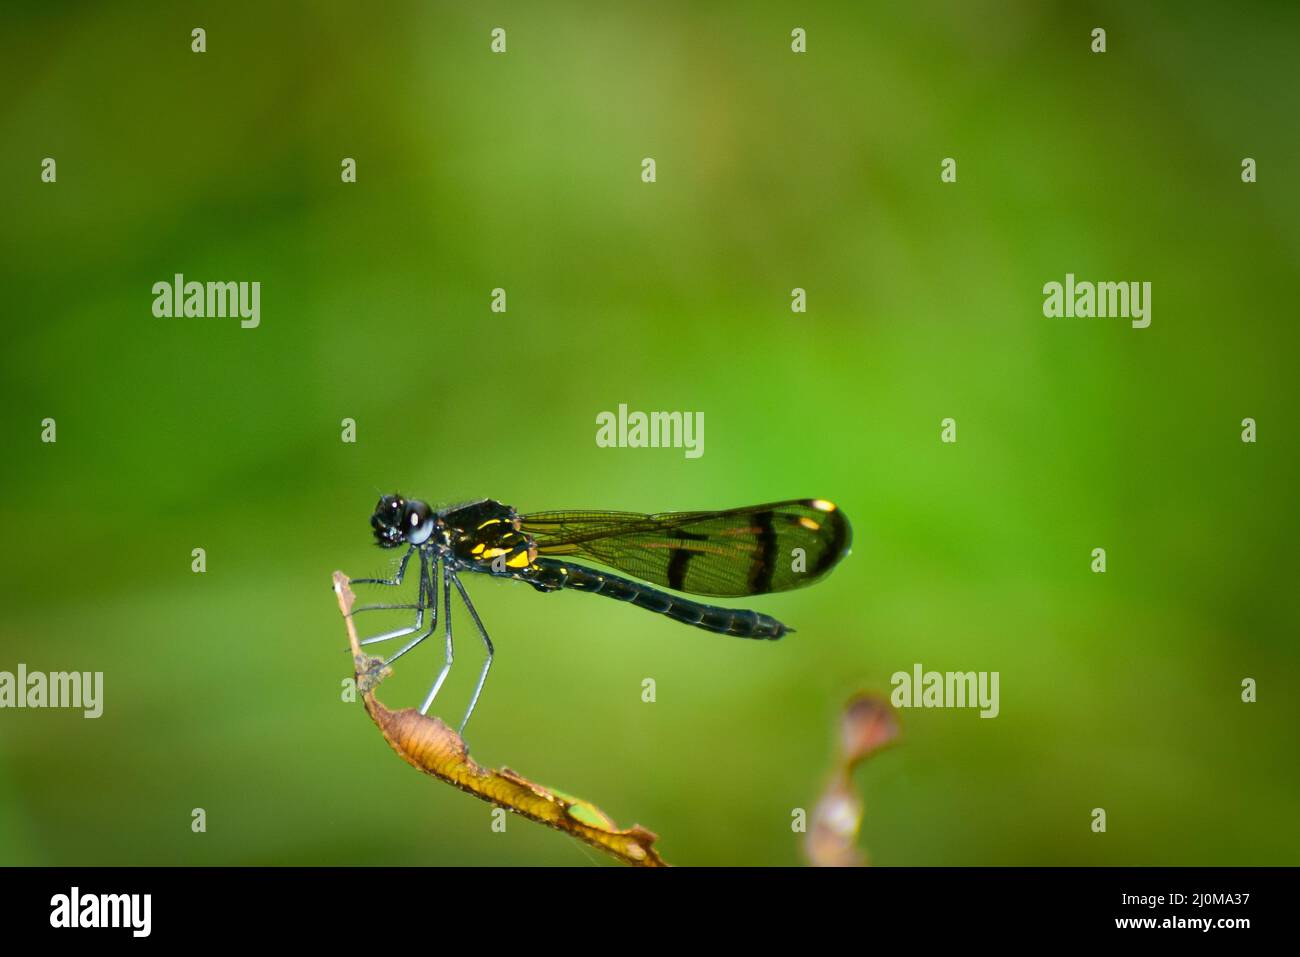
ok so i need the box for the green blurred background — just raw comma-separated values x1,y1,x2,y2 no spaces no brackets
2,1,1298,866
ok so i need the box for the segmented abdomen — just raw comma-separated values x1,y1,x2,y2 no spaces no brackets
530,558,789,640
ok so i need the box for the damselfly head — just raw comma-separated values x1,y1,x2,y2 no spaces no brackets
370,493,433,548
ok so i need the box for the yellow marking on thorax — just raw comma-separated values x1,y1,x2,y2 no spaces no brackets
475,542,537,570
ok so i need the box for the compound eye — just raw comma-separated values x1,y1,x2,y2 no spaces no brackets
405,502,434,544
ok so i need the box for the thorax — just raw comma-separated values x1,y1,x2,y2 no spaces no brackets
436,499,537,574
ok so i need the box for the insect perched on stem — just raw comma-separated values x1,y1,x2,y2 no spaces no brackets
351,496,852,737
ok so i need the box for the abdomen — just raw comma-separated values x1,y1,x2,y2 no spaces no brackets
529,558,789,640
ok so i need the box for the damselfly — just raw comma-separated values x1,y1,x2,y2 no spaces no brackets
351,496,852,736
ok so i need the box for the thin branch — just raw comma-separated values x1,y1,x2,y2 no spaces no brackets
804,692,900,867
333,571,668,867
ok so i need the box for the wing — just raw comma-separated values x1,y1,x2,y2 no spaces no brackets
519,499,851,597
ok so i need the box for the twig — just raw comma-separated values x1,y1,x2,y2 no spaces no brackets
332,571,668,867
804,692,900,866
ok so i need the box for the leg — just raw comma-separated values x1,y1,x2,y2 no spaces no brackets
350,600,425,616
351,546,415,587
451,571,494,737
350,552,432,616
418,561,456,716
381,557,439,667
358,550,429,647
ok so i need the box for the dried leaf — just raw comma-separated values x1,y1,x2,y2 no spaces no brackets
333,571,667,867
